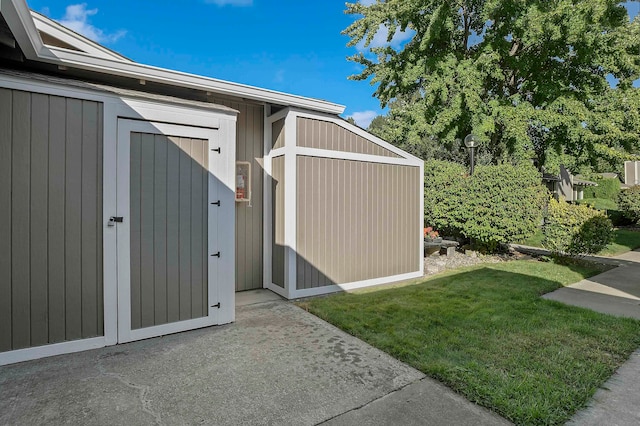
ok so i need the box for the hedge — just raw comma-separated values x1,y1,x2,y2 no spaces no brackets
582,177,621,201
542,198,614,255
618,186,640,224
424,160,547,252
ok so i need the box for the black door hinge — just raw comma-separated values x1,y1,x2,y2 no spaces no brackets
211,200,221,206
211,147,221,153
211,302,221,309
211,252,221,258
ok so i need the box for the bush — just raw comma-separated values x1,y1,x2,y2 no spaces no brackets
424,160,547,252
617,186,640,224
582,177,621,200
542,198,614,255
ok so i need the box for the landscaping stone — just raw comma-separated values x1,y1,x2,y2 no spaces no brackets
423,251,510,276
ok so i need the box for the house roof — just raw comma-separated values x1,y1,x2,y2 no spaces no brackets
0,0,345,115
572,178,598,187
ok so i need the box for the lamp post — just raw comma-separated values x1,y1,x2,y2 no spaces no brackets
464,134,479,175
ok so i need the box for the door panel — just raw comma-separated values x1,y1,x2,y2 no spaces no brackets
129,133,209,330
117,119,220,343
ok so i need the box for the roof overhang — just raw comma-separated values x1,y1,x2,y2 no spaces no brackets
0,0,345,115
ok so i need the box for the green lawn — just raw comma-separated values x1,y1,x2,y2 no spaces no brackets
300,261,640,425
577,197,618,211
520,228,640,257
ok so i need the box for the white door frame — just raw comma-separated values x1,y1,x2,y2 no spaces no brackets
116,119,224,343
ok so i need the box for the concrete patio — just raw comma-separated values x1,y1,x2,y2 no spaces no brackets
0,290,507,425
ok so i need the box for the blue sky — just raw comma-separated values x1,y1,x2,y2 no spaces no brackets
27,1,640,128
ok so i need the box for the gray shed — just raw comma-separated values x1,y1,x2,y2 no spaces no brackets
0,0,423,365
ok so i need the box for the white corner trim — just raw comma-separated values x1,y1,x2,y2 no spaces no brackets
418,161,425,276
283,112,298,296
289,271,425,300
0,337,107,366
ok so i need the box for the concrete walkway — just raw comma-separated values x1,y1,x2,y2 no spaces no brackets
512,245,640,425
0,291,507,426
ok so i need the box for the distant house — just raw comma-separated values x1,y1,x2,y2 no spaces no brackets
624,161,640,188
0,0,424,365
542,165,597,202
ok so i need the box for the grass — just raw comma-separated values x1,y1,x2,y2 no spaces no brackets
577,197,618,211
299,261,640,425
520,228,640,257
598,229,640,256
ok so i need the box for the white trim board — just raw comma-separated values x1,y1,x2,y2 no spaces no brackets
290,271,425,300
0,337,107,366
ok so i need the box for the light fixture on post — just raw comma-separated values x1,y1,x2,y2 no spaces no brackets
464,134,479,175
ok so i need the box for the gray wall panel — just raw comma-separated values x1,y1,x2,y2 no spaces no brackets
11,90,30,349
296,117,400,158
271,156,285,288
129,133,209,330
29,93,49,347
212,98,264,292
296,157,420,289
0,90,104,353
273,118,285,150
0,89,12,352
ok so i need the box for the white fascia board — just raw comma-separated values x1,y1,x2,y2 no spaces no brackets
291,108,424,165
44,48,346,115
1,0,345,115
0,0,45,57
31,11,131,62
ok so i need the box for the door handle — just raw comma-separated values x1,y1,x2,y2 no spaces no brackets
108,216,124,226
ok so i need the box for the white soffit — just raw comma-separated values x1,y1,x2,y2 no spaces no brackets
0,0,345,115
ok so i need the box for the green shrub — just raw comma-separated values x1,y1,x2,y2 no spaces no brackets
543,198,614,255
618,186,640,224
424,160,547,252
582,177,621,200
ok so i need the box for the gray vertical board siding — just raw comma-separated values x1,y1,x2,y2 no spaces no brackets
212,98,264,292
47,96,67,343
153,135,168,325
80,101,100,338
166,137,180,323
271,156,285,288
296,157,420,290
11,90,30,349
272,118,285,150
130,133,142,330
296,117,401,158
30,93,49,347
129,133,209,330
0,89,12,352
65,98,83,341
0,90,104,353
189,137,205,318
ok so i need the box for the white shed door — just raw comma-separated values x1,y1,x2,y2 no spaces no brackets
115,119,223,343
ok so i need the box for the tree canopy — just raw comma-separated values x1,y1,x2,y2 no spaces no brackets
344,0,640,173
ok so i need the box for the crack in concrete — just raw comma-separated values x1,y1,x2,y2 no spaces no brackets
96,361,163,425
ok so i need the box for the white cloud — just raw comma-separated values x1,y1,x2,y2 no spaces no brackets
356,24,414,52
58,3,126,44
349,110,378,128
205,0,253,6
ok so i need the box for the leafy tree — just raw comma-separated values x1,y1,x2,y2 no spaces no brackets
345,0,640,169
